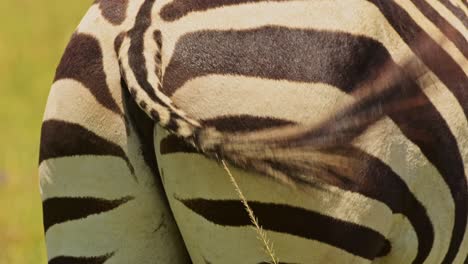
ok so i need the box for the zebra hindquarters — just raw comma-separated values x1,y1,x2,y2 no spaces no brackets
38,47,190,264
154,127,403,264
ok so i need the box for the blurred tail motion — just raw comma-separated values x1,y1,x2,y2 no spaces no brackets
194,51,431,186
122,34,438,187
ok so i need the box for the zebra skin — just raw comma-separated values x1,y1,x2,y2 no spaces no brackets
39,0,468,263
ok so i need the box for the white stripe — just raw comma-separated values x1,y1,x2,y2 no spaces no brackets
374,215,418,263
172,75,352,124
39,156,136,201
43,79,126,148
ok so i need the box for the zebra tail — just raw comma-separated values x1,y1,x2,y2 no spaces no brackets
118,29,441,187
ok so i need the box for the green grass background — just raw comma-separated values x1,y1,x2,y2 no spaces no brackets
0,1,93,263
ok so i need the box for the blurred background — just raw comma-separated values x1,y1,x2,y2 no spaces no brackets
0,1,93,263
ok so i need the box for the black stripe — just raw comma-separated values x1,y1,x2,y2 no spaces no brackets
154,30,163,79
43,196,133,232
39,120,134,174
49,253,113,264
163,27,385,96
368,0,468,119
439,0,468,28
366,2,468,263
410,0,468,57
96,0,128,25
127,0,156,99
127,0,167,107
55,33,121,115
160,134,199,154
114,32,125,56
160,0,289,21
264,146,433,263
202,115,295,133
167,112,182,132
180,198,391,260
125,0,180,131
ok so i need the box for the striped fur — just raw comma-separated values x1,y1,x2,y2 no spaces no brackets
39,0,467,263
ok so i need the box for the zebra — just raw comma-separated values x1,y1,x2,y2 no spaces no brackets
39,0,468,263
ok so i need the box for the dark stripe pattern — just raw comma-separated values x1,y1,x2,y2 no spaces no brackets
368,0,468,119
153,30,163,79
125,0,184,132
49,0,466,262
96,0,128,25
164,27,386,96
39,119,134,174
55,33,121,114
180,198,391,260
160,131,434,262
126,0,161,104
160,0,289,21
268,147,434,264
164,26,466,263
439,0,468,28
49,253,113,264
410,0,467,57
43,196,133,232
366,2,468,263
